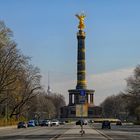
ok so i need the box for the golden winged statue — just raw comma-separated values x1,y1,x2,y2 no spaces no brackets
75,13,86,30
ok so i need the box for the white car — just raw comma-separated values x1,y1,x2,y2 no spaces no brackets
84,120,88,125
51,119,59,126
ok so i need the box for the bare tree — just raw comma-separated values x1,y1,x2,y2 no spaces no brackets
0,20,66,121
48,93,66,118
0,21,43,119
37,93,56,119
100,93,127,119
9,65,42,118
0,21,12,47
0,21,29,105
101,65,140,122
123,65,140,121
0,43,29,101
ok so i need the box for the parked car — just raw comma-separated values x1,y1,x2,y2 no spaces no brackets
40,120,52,126
34,120,39,126
39,120,43,126
116,121,122,125
27,120,35,127
84,120,88,125
51,119,59,126
17,122,26,128
102,120,111,129
76,120,84,125
88,120,94,124
59,120,65,125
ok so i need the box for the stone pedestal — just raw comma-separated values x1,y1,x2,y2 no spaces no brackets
60,88,102,118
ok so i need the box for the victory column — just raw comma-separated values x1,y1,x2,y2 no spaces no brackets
60,14,102,119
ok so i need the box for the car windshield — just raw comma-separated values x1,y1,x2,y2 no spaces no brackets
103,121,110,124
19,122,24,124
29,120,34,123
52,119,57,122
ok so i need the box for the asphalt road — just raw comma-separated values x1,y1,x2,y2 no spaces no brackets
0,123,139,140
93,123,140,140
0,124,72,140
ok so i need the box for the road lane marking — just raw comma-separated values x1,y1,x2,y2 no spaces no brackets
49,124,74,140
92,125,113,140
48,134,62,140
95,129,113,140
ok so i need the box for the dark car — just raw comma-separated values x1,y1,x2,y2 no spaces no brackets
76,120,84,125
34,120,39,126
59,121,65,125
102,120,111,129
17,122,26,128
116,121,122,125
40,120,51,126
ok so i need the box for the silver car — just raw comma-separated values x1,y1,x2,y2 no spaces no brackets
51,119,59,126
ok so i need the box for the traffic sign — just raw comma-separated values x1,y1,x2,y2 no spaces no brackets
80,90,86,96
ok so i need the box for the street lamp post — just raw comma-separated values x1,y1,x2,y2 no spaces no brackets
79,90,86,136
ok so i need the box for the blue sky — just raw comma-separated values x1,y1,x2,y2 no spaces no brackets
0,0,140,104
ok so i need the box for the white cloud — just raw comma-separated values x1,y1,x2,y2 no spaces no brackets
87,68,134,105
41,67,134,106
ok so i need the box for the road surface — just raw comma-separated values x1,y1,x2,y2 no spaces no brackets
0,123,140,140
